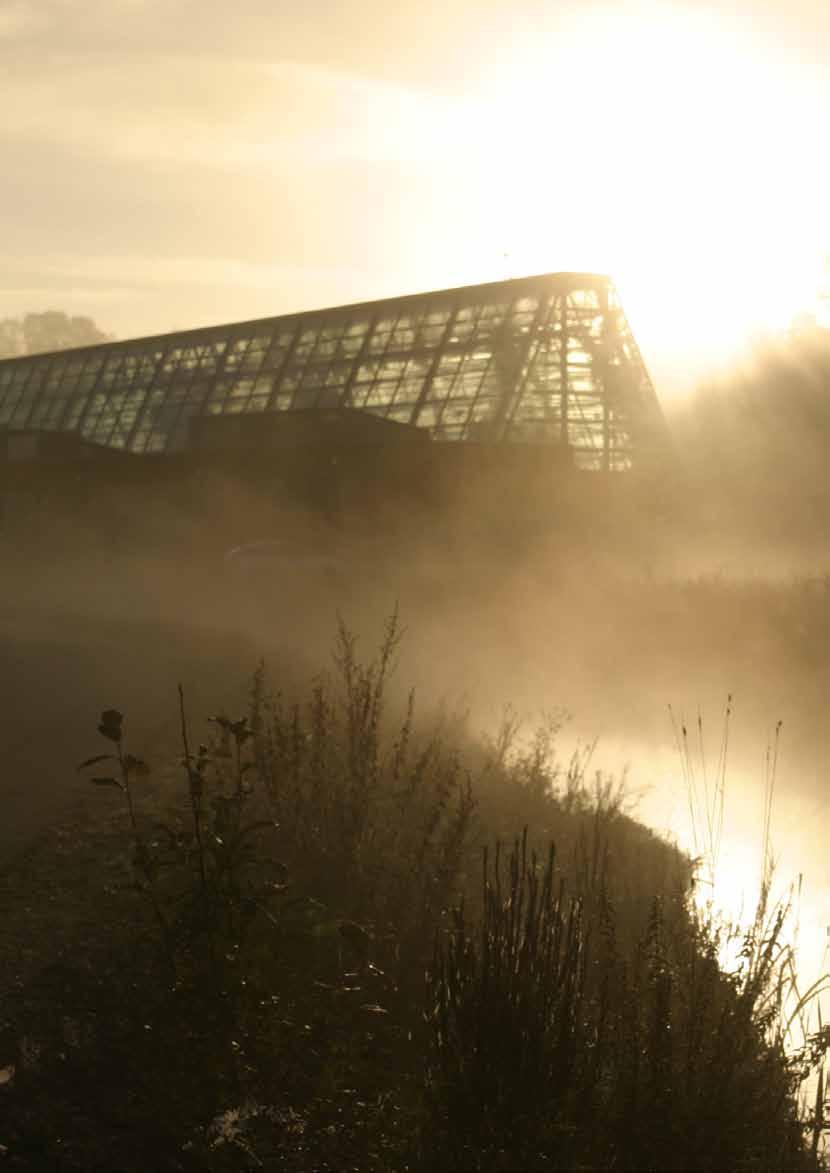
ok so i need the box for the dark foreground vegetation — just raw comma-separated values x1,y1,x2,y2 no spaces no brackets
0,618,825,1171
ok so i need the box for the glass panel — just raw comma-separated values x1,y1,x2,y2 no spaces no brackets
367,317,397,354
350,386,370,408
76,373,98,395
404,357,430,378
223,339,250,370
414,403,440,427
299,368,326,390
95,403,121,429
470,397,499,421
448,320,475,344
91,419,115,444
98,360,123,390
355,361,380,383
396,377,425,401
10,397,36,428
382,359,407,378
63,398,86,429
27,396,55,429
244,374,271,397
427,376,454,399
263,330,296,366
293,329,319,360
196,351,220,374
389,323,415,348
367,384,396,407
386,405,413,423
240,348,266,373
434,423,464,441
224,381,255,408
114,407,139,430
183,381,211,409
208,381,230,404
48,400,72,427
511,296,540,335
339,334,365,359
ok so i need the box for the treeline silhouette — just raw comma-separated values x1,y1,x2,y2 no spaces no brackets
673,327,830,548
0,311,112,359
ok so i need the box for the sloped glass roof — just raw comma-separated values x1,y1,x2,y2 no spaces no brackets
0,272,667,471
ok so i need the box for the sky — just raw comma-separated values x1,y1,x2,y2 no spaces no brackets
2,0,830,396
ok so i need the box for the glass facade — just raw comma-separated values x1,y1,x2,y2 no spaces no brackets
0,272,666,471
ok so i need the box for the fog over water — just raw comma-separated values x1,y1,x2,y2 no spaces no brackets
3,329,830,1050
2,490,828,994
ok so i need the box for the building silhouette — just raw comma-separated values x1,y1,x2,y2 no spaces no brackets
0,272,666,477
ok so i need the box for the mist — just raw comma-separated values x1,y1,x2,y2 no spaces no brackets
5,325,830,904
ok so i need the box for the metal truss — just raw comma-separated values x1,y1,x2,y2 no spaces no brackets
0,273,667,471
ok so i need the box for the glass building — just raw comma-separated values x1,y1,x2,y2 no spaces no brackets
0,272,667,472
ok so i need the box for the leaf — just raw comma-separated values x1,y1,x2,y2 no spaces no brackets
77,754,115,772
124,754,149,776
97,724,122,743
90,776,123,790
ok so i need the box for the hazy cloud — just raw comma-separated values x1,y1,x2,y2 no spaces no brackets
3,0,830,383
0,1,46,39
0,56,468,169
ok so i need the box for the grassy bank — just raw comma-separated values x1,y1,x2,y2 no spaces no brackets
0,618,823,1171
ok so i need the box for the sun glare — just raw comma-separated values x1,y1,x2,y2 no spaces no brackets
461,3,830,390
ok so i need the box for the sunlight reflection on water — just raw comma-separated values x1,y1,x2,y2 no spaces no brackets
569,735,830,1053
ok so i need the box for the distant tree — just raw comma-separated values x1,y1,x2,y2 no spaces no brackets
0,319,24,359
0,312,113,359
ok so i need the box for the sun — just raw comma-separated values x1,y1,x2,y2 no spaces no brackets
458,2,830,392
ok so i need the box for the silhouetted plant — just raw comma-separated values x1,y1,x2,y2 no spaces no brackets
426,829,586,1169
77,707,176,976
250,610,476,982
2,619,821,1171
423,822,819,1172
